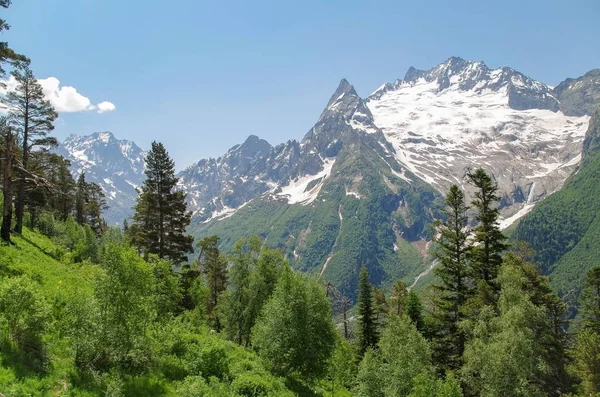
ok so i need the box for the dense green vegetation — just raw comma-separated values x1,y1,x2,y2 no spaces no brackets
2,4,600,395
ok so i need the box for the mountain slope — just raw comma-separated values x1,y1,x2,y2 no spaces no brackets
56,132,146,224
513,106,600,299
189,80,441,299
184,58,595,296
58,58,599,297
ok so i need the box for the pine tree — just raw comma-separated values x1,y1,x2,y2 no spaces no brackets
73,172,107,236
580,266,600,331
405,291,425,332
130,141,193,263
357,265,378,356
47,154,76,221
0,1,29,77
1,66,58,233
431,184,471,372
75,173,87,225
467,168,507,305
197,235,228,330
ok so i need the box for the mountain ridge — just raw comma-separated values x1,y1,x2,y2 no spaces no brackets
57,57,600,295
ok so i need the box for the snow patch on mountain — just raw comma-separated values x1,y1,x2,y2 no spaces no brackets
276,157,336,205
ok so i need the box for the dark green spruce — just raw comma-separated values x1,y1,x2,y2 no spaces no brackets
357,265,378,356
129,141,193,263
431,184,471,373
467,168,507,306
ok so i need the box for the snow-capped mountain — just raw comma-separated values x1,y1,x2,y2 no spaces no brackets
59,57,600,297
366,57,590,226
56,132,146,224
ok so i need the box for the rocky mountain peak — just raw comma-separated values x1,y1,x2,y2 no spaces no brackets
553,69,600,116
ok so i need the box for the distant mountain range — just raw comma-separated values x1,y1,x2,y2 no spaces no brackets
58,57,600,298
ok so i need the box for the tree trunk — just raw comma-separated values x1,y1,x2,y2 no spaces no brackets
2,131,14,242
15,108,29,234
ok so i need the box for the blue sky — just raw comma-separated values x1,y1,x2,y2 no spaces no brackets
4,0,600,169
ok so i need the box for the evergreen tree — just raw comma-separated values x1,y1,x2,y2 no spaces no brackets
197,235,228,330
405,291,425,332
130,141,193,263
46,154,76,221
0,0,29,77
357,265,378,356
389,279,408,316
467,168,507,306
431,184,471,373
571,266,600,395
373,285,389,328
75,173,87,225
580,265,600,330
2,66,58,233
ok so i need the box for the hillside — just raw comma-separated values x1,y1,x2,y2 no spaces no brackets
513,106,600,300
0,228,306,396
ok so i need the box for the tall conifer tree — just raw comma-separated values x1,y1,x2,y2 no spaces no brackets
130,141,193,263
467,168,507,305
431,184,471,372
357,265,378,356
2,66,58,233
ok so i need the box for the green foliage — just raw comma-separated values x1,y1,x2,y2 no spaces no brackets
221,236,284,346
150,255,182,319
405,291,425,332
580,265,600,330
358,265,378,356
408,373,463,397
461,259,557,397
354,349,385,397
252,265,336,381
328,336,356,392
430,185,471,373
355,315,433,397
91,243,157,371
197,235,228,329
0,276,50,355
2,65,58,234
130,141,193,263
467,168,507,304
570,328,600,395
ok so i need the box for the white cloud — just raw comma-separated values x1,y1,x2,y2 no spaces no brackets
96,101,116,114
1,75,115,114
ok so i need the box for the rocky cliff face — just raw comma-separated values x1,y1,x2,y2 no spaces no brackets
553,69,600,117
